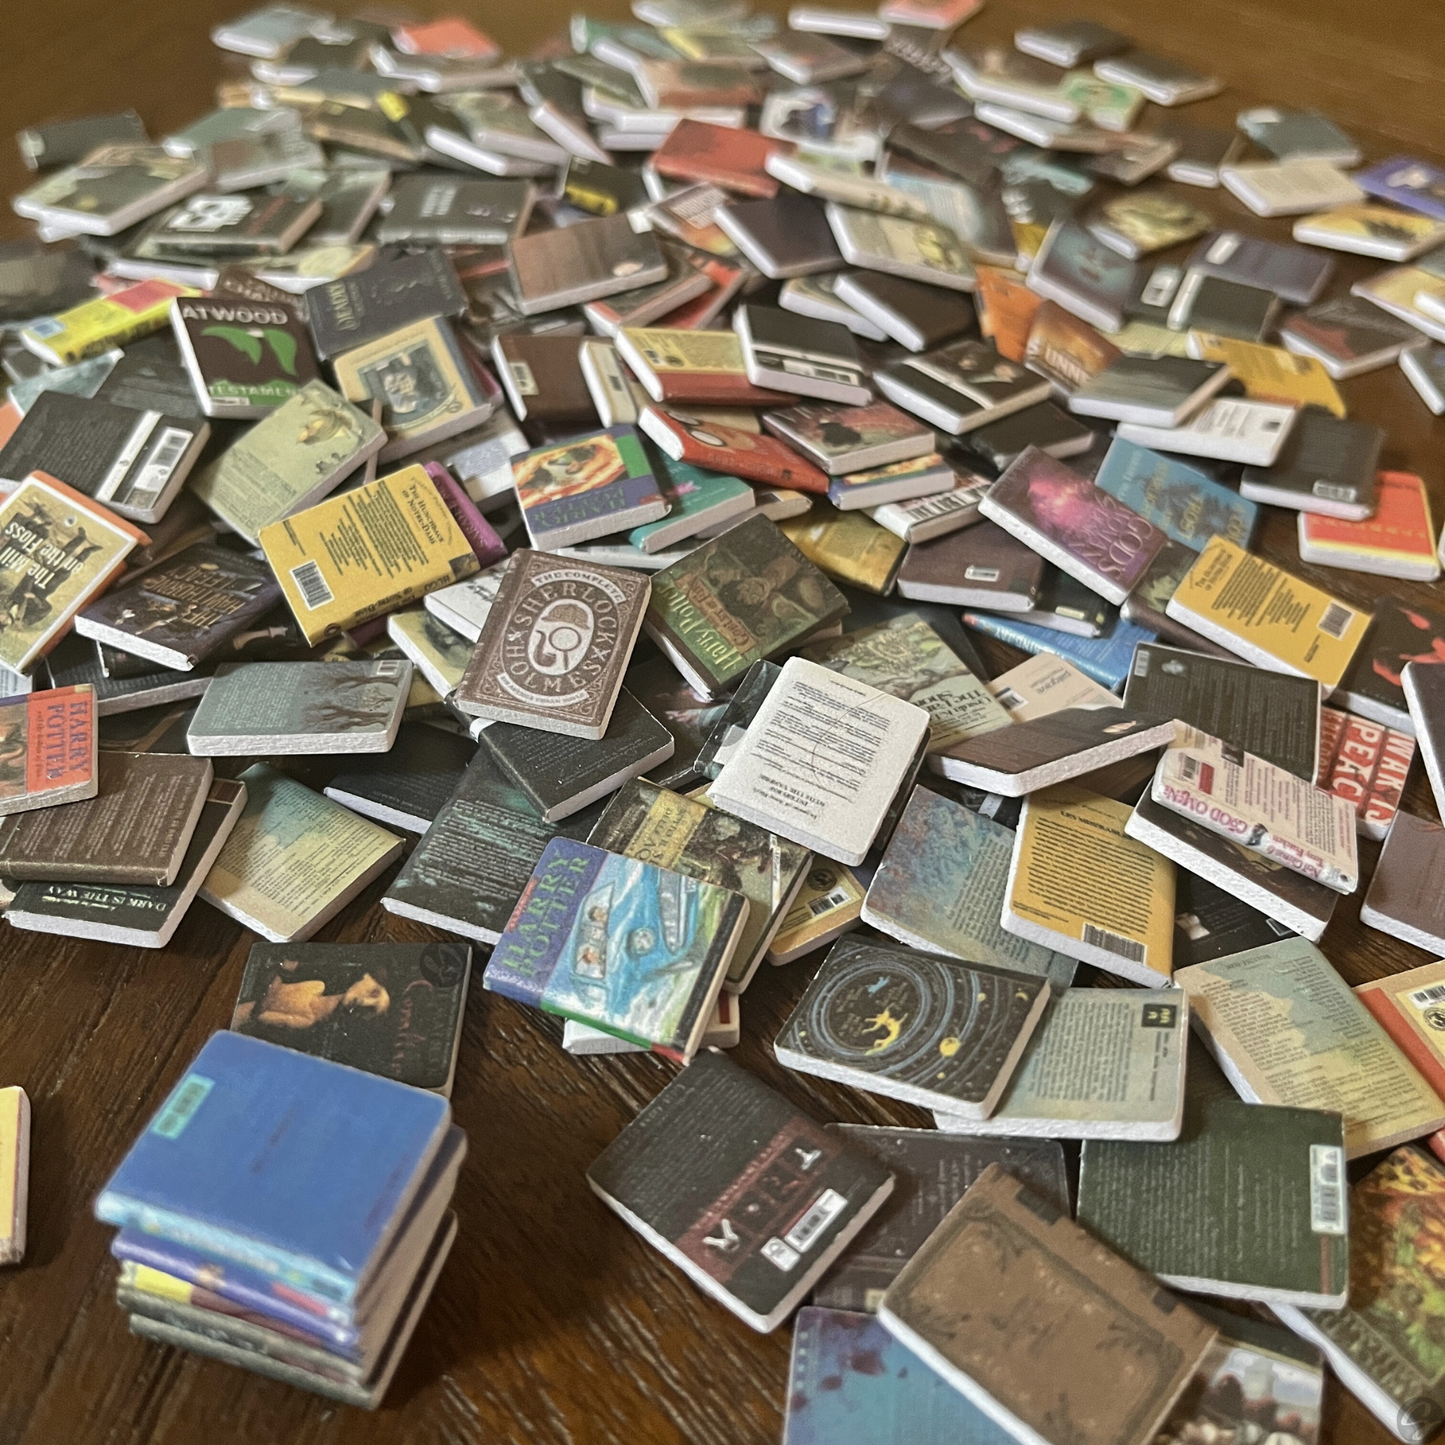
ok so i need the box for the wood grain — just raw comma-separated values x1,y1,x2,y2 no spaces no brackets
0,2,1442,1443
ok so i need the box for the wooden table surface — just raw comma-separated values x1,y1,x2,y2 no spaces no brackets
2,3,1444,1443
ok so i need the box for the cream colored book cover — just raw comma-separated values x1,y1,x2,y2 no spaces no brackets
987,654,1123,721
0,1085,30,1265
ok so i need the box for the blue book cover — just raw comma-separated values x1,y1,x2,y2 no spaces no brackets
512,425,668,547
94,1031,451,1306
484,837,747,1061
785,1307,1013,1445
963,610,1154,689
1356,155,1445,222
1093,437,1257,552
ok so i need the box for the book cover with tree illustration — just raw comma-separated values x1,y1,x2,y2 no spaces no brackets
172,296,318,416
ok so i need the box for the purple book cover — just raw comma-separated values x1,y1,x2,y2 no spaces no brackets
985,446,1166,598
1356,156,1445,222
422,461,507,566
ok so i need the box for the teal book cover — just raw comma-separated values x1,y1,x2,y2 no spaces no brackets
1094,438,1258,552
627,456,752,550
484,837,746,1060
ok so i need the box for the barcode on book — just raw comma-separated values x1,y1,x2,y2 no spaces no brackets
1319,602,1353,640
1409,984,1445,1010
1178,755,1201,783
1310,1144,1346,1236
128,427,194,504
784,1188,847,1254
808,888,851,917
1082,923,1146,965
994,687,1025,712
290,560,333,610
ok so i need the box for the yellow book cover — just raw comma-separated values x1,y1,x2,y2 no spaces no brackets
20,279,199,366
780,504,905,593
1004,784,1174,986
1189,332,1345,416
1167,537,1370,690
260,463,479,644
0,1085,29,1265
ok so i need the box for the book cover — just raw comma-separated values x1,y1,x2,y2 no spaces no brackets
1078,1094,1349,1307
825,452,956,514
20,279,198,368
375,176,533,247
231,941,471,1095
1239,411,1383,520
424,557,508,642
863,785,1075,986
868,475,989,544
190,380,385,544
1189,330,1345,415
878,1164,1215,1445
0,1086,27,1265
645,514,848,698
0,684,96,817
200,763,404,944
813,1130,1068,1314
74,543,281,670
638,405,828,493
1026,218,1138,332
963,610,1155,690
1319,706,1414,840
0,749,210,885
935,988,1189,1141
1356,155,1445,220
170,295,317,417
1005,785,1175,985
800,617,1012,754
652,120,789,198
586,1050,894,1332
761,401,934,477
589,778,809,994
386,608,471,697
876,340,1050,435
381,746,603,944
628,456,754,554
775,935,1050,1116
512,426,669,551
454,548,650,740
625,652,728,791
987,653,1122,721
982,446,1167,605
1123,642,1320,780
1357,960,1445,1109
509,213,667,315
898,521,1045,611
1167,538,1370,691
1299,471,1440,580
975,265,1043,361
259,462,478,645
616,328,796,406
306,249,467,360
1406,662,1445,811
779,505,908,595
323,720,476,834
94,1030,450,1307
1361,811,1445,956
1022,300,1123,394
1093,438,1257,552
1336,595,1445,730
491,333,599,428
1177,940,1445,1157
484,837,746,1061
768,857,866,964
785,1306,1020,1444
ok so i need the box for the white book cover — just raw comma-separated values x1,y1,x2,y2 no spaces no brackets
1115,397,1298,465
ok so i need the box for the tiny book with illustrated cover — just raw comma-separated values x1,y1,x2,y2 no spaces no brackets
260,463,478,646
875,340,1051,436
19,278,198,369
1176,939,1445,1158
825,205,977,293
0,684,97,817
1335,594,1445,731
0,749,211,885
1092,437,1257,553
1274,1147,1445,1444
1299,470,1440,581
484,837,747,1062
74,543,281,671
480,689,674,822
779,504,910,600
201,763,405,944
1024,300,1123,396
774,936,1046,1115
189,380,385,544
13,144,206,236
1123,641,1320,780
862,786,1075,988
931,707,1176,796
628,455,754,555
590,777,810,994
186,659,411,756
170,294,318,419
1294,202,1445,261
1166,538,1370,692
615,328,797,407
511,425,668,551
1360,811,1445,958
761,401,935,477
1316,705,1414,841
231,942,471,1096
305,249,467,360
0,390,209,526
331,316,496,464
800,617,1012,755
637,405,828,494
709,656,931,866
1188,330,1345,416
374,176,534,248
878,1163,1216,1445
387,608,471,697
1004,785,1175,986
1067,355,1230,428
586,1049,895,1332
94,1029,451,1309
0,1086,28,1266
767,858,865,965
934,988,1189,1142
813,1129,1068,1315
1281,292,1425,378
897,520,1045,612
454,548,650,741
1120,538,1244,657
1077,1094,1350,1309
981,446,1167,606
651,120,790,199
1026,218,1138,333
644,514,848,699
323,720,476,835
1356,959,1445,1110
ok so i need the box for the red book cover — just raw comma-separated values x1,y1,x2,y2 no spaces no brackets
652,122,793,200
1318,707,1415,840
639,406,828,494
1363,725,1415,838
1315,704,1347,784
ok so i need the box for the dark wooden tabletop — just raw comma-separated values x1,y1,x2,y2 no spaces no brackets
1,3,1444,1443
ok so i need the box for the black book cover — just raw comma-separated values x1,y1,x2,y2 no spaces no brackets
480,688,671,819
148,193,321,254
1032,566,1111,633
720,193,841,276
1174,274,1278,339
18,110,148,170
171,296,318,414
623,653,727,793
230,941,471,1092
737,303,865,385
44,631,213,716
93,332,203,418
376,176,534,247
492,333,599,426
696,660,781,780
586,1050,893,1326
1173,868,1293,968
563,158,650,217
813,1126,1068,1312
937,706,1172,778
307,250,467,359
1241,410,1383,512
878,341,1048,429
835,271,975,350
1337,595,1445,722
1123,642,1321,780
324,721,477,832
966,402,1093,470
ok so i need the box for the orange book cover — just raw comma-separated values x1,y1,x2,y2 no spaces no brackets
974,266,1043,362
1299,470,1439,576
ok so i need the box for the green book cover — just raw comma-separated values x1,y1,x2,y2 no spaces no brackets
626,458,752,552
1077,1094,1349,1307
